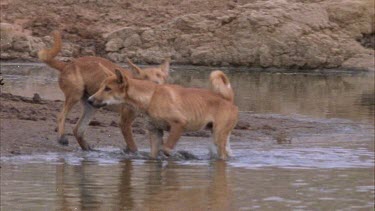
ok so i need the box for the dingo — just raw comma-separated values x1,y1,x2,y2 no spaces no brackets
38,31,170,151
88,66,238,160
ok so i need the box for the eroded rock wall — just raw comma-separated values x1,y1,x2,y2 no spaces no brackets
1,0,374,71
105,0,374,70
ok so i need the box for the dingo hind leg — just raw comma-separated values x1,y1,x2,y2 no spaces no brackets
57,65,85,147
162,120,186,156
212,115,237,160
209,131,233,159
148,127,164,159
57,92,81,145
212,129,231,160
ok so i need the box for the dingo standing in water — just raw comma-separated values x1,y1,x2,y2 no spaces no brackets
88,66,238,160
38,31,170,151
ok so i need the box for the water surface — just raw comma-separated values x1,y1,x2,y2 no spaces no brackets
1,63,374,123
1,139,374,210
1,63,374,210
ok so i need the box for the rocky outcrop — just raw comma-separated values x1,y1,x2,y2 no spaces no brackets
0,23,47,60
0,23,81,61
1,0,374,71
104,0,374,70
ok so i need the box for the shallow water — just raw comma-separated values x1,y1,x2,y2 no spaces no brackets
1,138,374,210
1,63,374,210
1,63,374,123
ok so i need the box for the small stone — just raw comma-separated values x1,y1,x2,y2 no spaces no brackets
32,93,42,103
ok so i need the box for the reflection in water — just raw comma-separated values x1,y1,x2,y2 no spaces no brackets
1,159,374,210
138,161,233,210
1,63,374,123
55,160,136,210
49,160,233,210
118,160,134,210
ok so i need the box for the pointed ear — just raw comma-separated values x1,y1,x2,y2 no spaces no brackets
115,69,129,86
99,63,114,77
126,57,144,76
115,69,124,84
160,57,171,75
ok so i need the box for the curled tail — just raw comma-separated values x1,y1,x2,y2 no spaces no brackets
209,70,234,102
38,31,66,71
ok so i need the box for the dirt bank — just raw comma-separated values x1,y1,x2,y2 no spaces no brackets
0,92,370,157
0,0,374,71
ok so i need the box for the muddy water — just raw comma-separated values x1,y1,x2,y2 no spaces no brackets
1,140,374,210
1,63,374,210
1,63,374,123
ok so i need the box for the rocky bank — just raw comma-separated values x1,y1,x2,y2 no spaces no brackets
1,0,374,70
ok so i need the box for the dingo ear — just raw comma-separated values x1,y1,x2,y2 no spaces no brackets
126,57,144,76
115,69,129,86
99,63,114,77
160,57,170,75
115,69,123,84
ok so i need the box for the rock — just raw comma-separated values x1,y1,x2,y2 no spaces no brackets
105,27,139,40
1,0,374,71
102,0,374,71
235,121,251,130
32,93,42,103
0,23,15,50
89,120,103,127
107,52,127,63
12,38,29,52
342,51,375,71
105,38,123,52
123,34,142,48
110,121,118,127
0,23,45,60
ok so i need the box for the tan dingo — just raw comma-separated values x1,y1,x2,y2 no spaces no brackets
38,31,170,151
88,66,238,160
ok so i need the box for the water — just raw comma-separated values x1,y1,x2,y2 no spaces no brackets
1,63,374,210
1,63,374,123
1,142,374,210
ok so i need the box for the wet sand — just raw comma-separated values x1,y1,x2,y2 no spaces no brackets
1,92,373,157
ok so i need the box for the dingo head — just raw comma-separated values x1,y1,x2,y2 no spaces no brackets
88,66,128,108
126,57,170,84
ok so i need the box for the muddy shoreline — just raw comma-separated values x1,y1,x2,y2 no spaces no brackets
1,60,373,73
0,92,373,157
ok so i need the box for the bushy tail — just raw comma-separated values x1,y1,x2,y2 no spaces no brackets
37,31,66,71
209,70,234,102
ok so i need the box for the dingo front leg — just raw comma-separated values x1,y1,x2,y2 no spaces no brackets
73,100,95,150
120,106,138,152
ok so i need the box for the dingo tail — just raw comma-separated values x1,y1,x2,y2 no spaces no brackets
209,70,234,102
38,31,66,71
